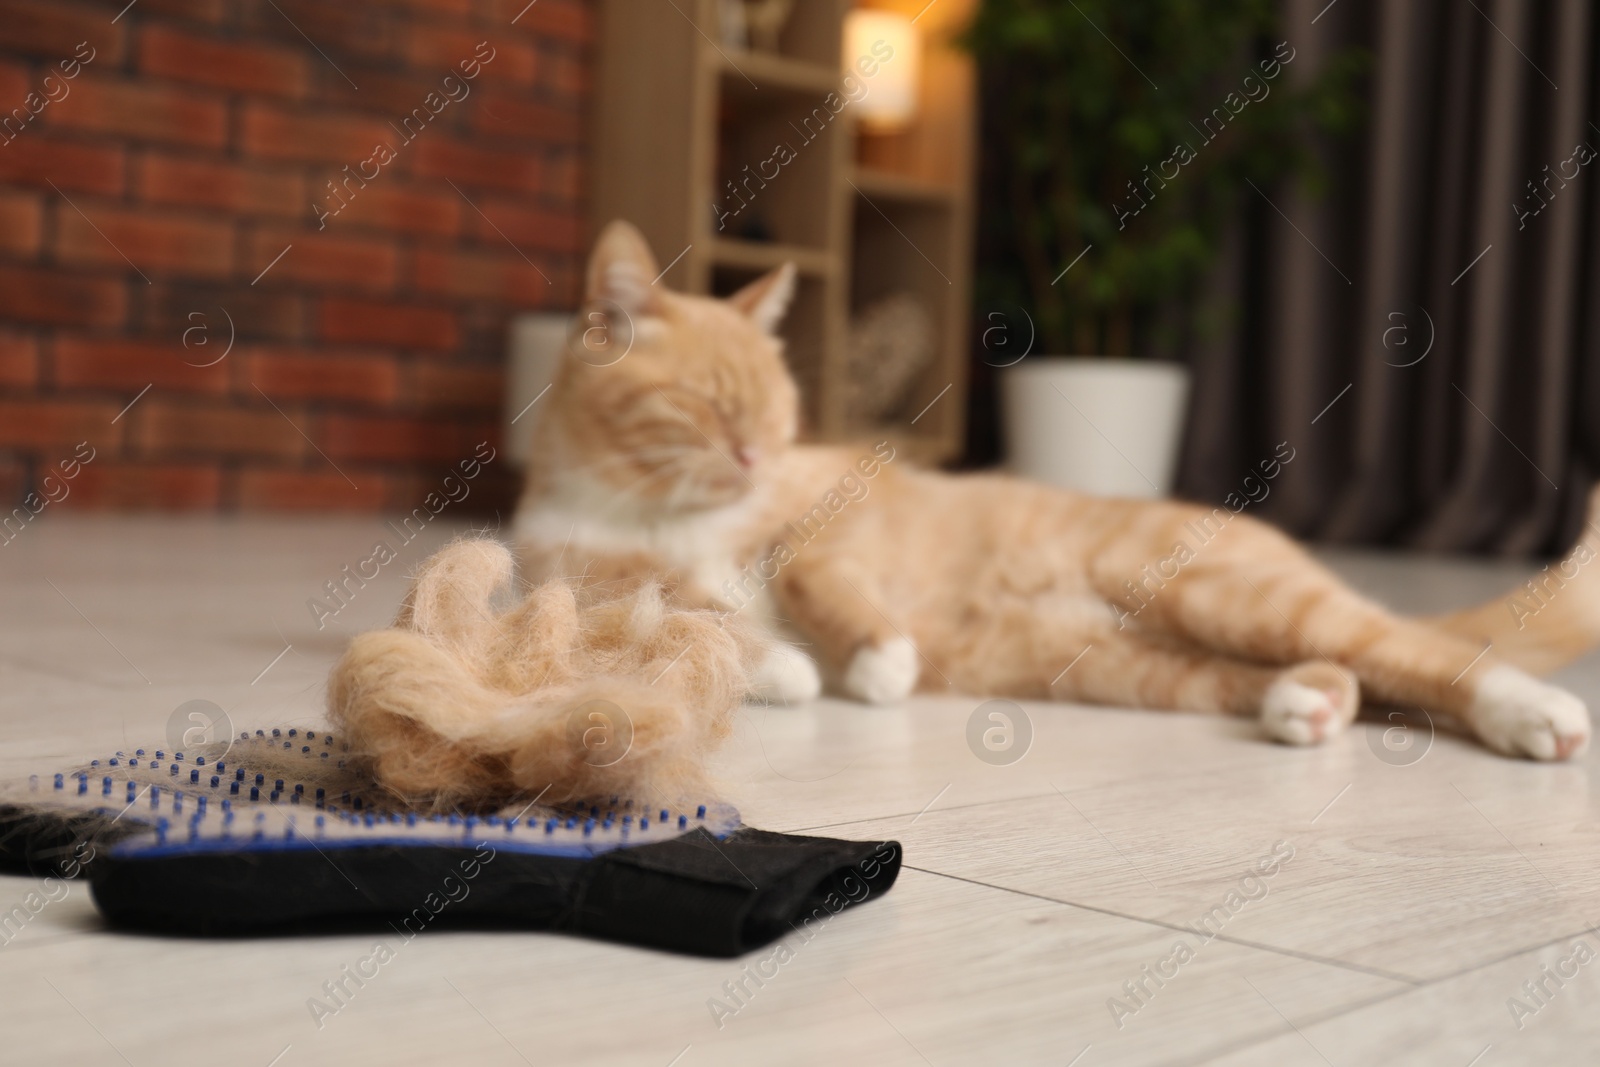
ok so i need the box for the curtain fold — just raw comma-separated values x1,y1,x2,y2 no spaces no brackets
1179,0,1600,556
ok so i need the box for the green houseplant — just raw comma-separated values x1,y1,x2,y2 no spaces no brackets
964,0,1363,495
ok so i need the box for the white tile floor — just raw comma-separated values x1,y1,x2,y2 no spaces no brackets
2,517,1598,1066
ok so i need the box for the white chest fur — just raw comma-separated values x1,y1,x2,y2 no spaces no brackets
514,476,778,619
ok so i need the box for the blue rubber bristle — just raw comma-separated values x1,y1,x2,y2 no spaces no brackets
36,730,739,862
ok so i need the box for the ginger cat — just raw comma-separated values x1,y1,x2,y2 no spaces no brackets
515,221,1597,761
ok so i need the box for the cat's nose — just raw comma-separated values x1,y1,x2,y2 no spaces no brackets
736,445,761,469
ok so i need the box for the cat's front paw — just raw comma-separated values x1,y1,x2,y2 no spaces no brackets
749,642,822,705
1261,661,1359,746
1469,665,1590,761
842,638,919,704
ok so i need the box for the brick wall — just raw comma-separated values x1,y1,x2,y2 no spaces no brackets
0,0,591,512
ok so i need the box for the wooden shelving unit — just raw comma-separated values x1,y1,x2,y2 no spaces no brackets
591,0,976,462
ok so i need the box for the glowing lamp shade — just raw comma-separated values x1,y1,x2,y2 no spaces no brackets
845,9,920,131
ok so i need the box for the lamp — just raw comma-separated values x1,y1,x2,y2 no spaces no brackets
844,9,920,132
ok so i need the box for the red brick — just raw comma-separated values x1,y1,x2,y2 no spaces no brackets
241,103,399,166
0,455,23,505
0,135,124,195
470,92,582,143
237,347,399,405
56,205,233,278
0,61,27,103
133,399,305,460
139,25,310,98
0,189,43,255
242,2,398,65
57,462,221,510
44,75,228,148
308,64,465,119
465,196,581,251
319,297,459,352
127,0,226,21
0,399,122,448
540,51,588,98
317,412,480,462
317,179,460,237
406,29,536,87
236,467,382,511
244,228,398,293
414,246,551,303
383,459,514,513
542,150,583,202
402,0,474,16
54,336,230,394
411,136,541,193
0,264,125,327
0,1,126,64
407,361,503,410
0,334,38,387
489,0,594,42
136,154,307,218
139,285,305,343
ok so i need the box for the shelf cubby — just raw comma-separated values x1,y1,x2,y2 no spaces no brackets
593,0,976,461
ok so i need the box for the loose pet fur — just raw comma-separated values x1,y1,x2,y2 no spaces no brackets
513,220,1597,762
327,538,766,809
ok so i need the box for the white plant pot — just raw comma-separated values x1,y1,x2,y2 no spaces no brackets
1003,358,1191,498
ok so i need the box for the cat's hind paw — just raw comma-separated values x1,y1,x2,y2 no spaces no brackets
1469,665,1590,761
749,642,822,705
1261,661,1359,746
842,638,919,705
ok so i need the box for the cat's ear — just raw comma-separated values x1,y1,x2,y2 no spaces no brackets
727,263,796,334
585,220,662,316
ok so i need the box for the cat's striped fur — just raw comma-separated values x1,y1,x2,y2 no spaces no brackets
514,221,1596,760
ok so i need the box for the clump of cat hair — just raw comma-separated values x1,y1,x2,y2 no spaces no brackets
327,538,765,811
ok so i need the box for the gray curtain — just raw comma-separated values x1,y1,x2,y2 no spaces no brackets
1179,0,1600,556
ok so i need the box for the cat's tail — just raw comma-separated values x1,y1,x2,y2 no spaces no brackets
1430,485,1600,674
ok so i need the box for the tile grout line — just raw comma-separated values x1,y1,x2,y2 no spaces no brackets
1158,917,1600,1066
